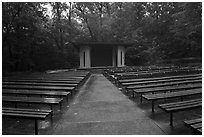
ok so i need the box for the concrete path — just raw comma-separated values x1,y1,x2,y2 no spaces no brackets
50,74,165,135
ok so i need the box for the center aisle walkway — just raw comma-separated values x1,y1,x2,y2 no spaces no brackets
51,73,165,135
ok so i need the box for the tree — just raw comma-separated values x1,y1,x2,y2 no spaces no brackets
2,2,202,72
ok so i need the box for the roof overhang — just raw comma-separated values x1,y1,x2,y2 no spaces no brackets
73,42,134,49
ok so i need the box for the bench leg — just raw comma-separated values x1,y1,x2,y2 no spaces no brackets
170,113,173,126
132,91,134,98
66,95,69,102
60,102,62,110
50,105,53,116
70,91,73,97
152,101,154,113
35,119,38,135
140,94,143,104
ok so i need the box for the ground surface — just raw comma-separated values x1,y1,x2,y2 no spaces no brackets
3,73,201,135
50,73,166,134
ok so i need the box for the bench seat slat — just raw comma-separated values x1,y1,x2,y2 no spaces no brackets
159,98,202,108
119,74,201,83
4,80,81,84
2,112,47,119
128,79,201,90
143,88,201,101
190,123,202,129
2,85,74,91
184,118,202,125
3,96,63,104
3,110,49,115
123,77,201,86
197,128,202,133
165,103,202,112
135,84,201,94
3,82,78,87
3,89,70,96
118,69,200,78
3,107,52,113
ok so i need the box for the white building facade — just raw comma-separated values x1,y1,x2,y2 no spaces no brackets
75,43,131,68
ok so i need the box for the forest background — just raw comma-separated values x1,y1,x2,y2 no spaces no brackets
2,2,202,72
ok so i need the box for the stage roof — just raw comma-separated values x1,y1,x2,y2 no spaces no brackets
73,42,134,48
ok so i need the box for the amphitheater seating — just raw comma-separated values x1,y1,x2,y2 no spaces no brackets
2,70,90,134
142,88,201,112
158,99,202,126
106,65,202,130
184,118,202,134
2,107,52,135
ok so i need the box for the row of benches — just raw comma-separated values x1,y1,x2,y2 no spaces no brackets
114,66,199,76
3,107,52,135
106,66,202,134
184,118,202,134
2,71,90,135
116,68,201,79
107,65,184,74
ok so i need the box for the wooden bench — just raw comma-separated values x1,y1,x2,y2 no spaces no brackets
111,66,175,74
114,66,188,75
158,99,202,126
3,79,81,84
142,88,202,112
184,118,202,134
117,69,201,79
3,81,78,87
2,107,52,135
2,85,75,96
134,84,201,103
2,85,74,91
122,76,201,86
119,74,201,83
127,79,201,90
2,96,63,114
2,89,71,102
118,70,201,80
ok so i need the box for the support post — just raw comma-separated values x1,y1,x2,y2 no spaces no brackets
35,119,38,135
50,105,53,116
152,101,155,113
170,112,173,126
60,102,62,110
140,94,143,104
132,90,135,98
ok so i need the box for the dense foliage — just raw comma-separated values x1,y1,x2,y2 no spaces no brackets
2,2,202,72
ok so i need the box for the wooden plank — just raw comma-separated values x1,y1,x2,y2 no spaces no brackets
197,128,202,133
184,118,202,125
2,112,47,119
3,82,78,87
3,79,81,84
2,96,63,104
2,85,74,91
143,88,201,101
127,79,201,90
122,77,201,86
191,123,202,129
166,103,202,112
3,89,70,96
117,69,200,77
115,67,191,75
159,99,202,108
3,107,52,113
2,110,49,115
119,74,201,83
135,84,201,94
